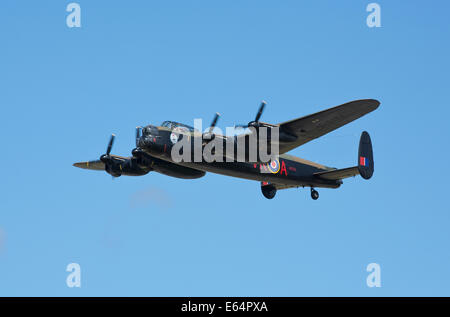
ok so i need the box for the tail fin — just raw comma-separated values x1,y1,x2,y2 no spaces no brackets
358,131,374,180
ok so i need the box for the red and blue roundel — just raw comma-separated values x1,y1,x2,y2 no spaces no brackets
268,158,280,174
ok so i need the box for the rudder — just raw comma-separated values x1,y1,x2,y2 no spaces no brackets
358,131,374,180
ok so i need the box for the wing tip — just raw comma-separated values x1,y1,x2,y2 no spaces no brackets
358,98,380,111
369,98,380,109
73,160,105,171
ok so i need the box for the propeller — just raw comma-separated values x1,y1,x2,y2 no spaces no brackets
203,112,220,140
235,101,267,129
135,126,142,147
254,100,266,122
208,113,220,134
98,134,122,177
132,126,148,167
100,134,115,163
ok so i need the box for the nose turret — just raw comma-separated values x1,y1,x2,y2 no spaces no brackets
142,125,159,137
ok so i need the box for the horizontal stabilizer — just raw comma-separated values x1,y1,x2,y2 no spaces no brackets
314,131,375,181
314,166,359,180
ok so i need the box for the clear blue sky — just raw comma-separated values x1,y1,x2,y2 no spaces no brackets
1,1,449,296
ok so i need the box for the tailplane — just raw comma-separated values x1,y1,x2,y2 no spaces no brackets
314,131,375,181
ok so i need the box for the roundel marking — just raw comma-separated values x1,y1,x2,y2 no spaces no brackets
268,158,280,174
170,132,179,144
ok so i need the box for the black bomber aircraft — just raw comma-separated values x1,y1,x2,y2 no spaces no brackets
73,99,379,200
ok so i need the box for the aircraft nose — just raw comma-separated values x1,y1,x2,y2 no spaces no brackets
139,126,158,146
142,125,159,136
138,135,153,148
139,134,162,154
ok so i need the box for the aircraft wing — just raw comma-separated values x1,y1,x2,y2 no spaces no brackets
262,182,299,191
277,99,380,154
273,183,299,190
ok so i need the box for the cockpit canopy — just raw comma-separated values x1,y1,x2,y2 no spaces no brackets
160,121,197,132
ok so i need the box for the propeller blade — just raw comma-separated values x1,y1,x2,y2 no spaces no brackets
255,100,266,122
106,134,115,155
135,126,142,147
208,113,220,134
232,101,267,130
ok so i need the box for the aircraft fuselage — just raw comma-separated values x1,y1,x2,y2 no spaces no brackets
138,126,341,189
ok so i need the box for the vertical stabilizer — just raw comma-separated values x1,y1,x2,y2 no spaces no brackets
358,131,374,180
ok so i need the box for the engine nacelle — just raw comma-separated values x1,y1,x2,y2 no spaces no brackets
105,163,122,178
131,148,204,179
